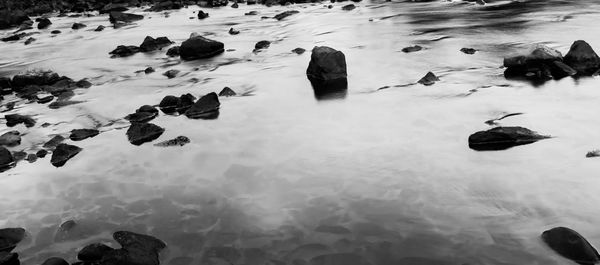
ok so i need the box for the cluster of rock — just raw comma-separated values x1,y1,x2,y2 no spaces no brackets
504,40,600,81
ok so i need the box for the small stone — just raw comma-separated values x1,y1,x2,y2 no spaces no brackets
95,25,105,31
126,123,165,145
198,10,209,19
26,153,37,163
51,143,82,167
144,67,155,74
586,150,600,158
342,4,355,10
154,136,190,147
78,243,114,262
417,72,439,86
24,37,36,45
0,147,15,172
254,40,271,51
468,126,549,151
274,10,298,20
5,114,35,127
109,45,141,58
72,22,87,29
166,46,180,57
232,2,239,8
163,70,180,79
228,28,240,35
69,129,100,141
43,135,65,149
37,18,52,29
36,149,48,158
37,95,54,104
184,92,220,119
159,95,180,114
51,30,61,34
460,47,477,54
292,47,306,54
218,87,236,97
0,131,21,147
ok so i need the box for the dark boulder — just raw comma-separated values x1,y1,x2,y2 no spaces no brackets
140,36,173,52
126,123,164,145
198,11,209,19
109,12,144,24
166,46,180,57
78,243,114,262
24,37,36,45
144,67,155,74
100,231,166,265
254,40,271,51
542,227,600,265
401,45,422,53
159,95,180,114
154,136,190,147
41,257,68,265
1,33,25,42
163,70,180,79
468,126,550,151
179,34,224,60
43,135,65,149
219,87,236,97
94,25,106,32
0,252,19,265
229,28,240,35
125,105,158,123
12,71,60,89
417,72,439,86
37,95,54,104
51,30,61,34
5,114,35,127
69,129,100,141
306,46,348,100
0,10,31,30
36,149,48,158
550,61,577,79
72,22,86,29
460,47,477,54
0,131,21,147
274,10,299,20
342,4,355,10
292,47,306,54
37,18,52,29
110,45,141,58
176,94,196,114
0,228,26,252
100,3,129,14
149,1,182,12
184,92,220,119
51,143,82,167
563,40,600,75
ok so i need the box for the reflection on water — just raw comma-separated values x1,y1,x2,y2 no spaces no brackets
2,0,600,264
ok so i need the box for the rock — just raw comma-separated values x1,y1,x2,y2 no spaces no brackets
36,149,48,158
274,10,299,20
417,72,439,86
219,87,236,97
126,123,165,145
401,45,422,53
292,47,306,54
43,135,65,149
564,40,600,75
166,46,180,57
110,45,141,58
549,61,577,79
78,243,114,262
105,231,166,265
126,105,158,123
24,37,36,45
228,28,240,35
154,136,190,147
542,227,600,265
163,70,180,79
109,12,144,24
37,18,52,29
0,131,20,147
468,126,550,151
0,228,26,252
76,79,92,88
5,114,35,127
460,47,477,54
149,1,182,11
37,95,54,104
159,95,180,114
184,92,220,119
0,10,31,30
587,150,600,158
70,129,100,141
41,257,68,265
198,10,209,19
503,44,567,80
307,46,347,82
94,25,105,32
232,2,239,8
49,100,84,109
0,252,19,265
72,22,86,29
100,3,129,14
2,33,25,42
176,94,196,114
51,30,61,34
179,34,224,60
245,11,258,16
51,143,82,167
140,36,173,52
12,151,26,161
254,40,271,51
144,67,155,74
26,153,37,163
342,4,355,10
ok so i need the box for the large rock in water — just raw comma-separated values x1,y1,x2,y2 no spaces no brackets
542,227,600,265
306,46,348,99
69,129,100,141
503,44,576,80
563,40,600,75
184,92,220,119
126,123,164,145
468,126,550,151
179,34,224,60
51,143,82,167
139,36,173,52
109,11,144,24
0,228,26,252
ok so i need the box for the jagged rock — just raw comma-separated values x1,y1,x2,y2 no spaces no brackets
140,36,173,52
126,123,164,145
274,10,298,20
587,150,600,158
41,257,68,265
460,47,477,54
504,44,569,80
219,87,236,97
163,70,180,79
69,129,100,141
179,34,224,60
51,143,82,167
109,12,144,24
254,40,270,51
166,46,180,57
51,30,61,34
468,126,550,151
144,67,155,74
24,37,36,45
110,45,140,58
36,149,48,158
417,72,439,86
342,4,355,10
292,47,306,54
0,131,20,147
72,22,86,29
43,135,65,149
78,243,114,262
564,40,600,75
0,228,26,252
5,114,35,127
401,45,422,53
37,18,52,29
184,92,220,119
198,10,209,19
542,227,600,265
154,136,190,147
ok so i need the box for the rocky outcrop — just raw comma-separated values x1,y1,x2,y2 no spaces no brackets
126,123,164,145
563,40,600,75
468,126,550,151
542,227,600,265
51,143,82,167
179,34,224,60
197,10,209,19
274,10,298,20
184,92,220,119
306,46,348,100
154,136,190,147
504,44,577,80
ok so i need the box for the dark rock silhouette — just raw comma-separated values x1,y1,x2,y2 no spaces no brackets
109,11,143,24
154,136,190,147
37,18,51,29
198,10,209,19
140,36,173,52
468,126,549,151
229,28,240,35
184,92,220,119
563,40,600,75
5,114,35,127
219,87,236,97
176,94,196,114
159,95,180,114
166,46,180,57
43,135,65,149
274,10,299,20
0,10,30,30
254,40,271,51
94,25,105,31
342,4,356,10
36,149,47,158
163,70,180,79
110,45,141,58
71,22,86,29
126,105,158,123
542,227,600,265
179,34,224,60
402,45,422,53
78,243,114,262
127,123,164,145
51,143,82,167
0,131,20,147
417,72,439,86
292,47,306,54
0,228,26,252
69,129,100,141
460,47,477,54
307,46,348,100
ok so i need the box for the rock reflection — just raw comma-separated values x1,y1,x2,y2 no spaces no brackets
309,78,348,101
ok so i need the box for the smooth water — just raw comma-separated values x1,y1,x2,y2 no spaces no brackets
2,0,600,264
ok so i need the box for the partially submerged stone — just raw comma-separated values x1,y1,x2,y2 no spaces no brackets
69,129,100,141
307,46,348,100
460,47,477,54
254,40,271,51
417,71,439,86
140,36,173,52
179,34,224,60
110,45,141,58
109,12,143,24
154,136,190,147
342,4,356,10
0,228,26,252
51,143,82,167
184,92,220,119
78,243,114,262
401,45,422,53
274,10,299,20
504,44,577,80
5,114,35,127
126,123,165,145
542,227,600,265
468,126,550,151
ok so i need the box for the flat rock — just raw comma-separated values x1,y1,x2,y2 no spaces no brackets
184,92,220,119
468,126,549,151
0,131,20,147
109,12,144,24
126,123,165,145
342,4,355,10
460,47,477,54
163,70,180,79
564,40,600,75
179,34,224,60
69,129,100,141
401,45,422,53
154,136,190,147
292,47,306,54
51,143,82,167
542,227,600,265
274,10,299,20
110,45,141,58
5,114,35,127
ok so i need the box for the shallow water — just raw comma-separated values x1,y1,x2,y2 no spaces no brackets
2,0,600,264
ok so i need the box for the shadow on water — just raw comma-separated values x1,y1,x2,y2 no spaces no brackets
309,79,348,101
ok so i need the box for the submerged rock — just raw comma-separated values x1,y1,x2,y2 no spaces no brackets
36,149,47,158
43,135,65,149
274,10,299,20
254,40,271,51
110,45,141,58
542,227,600,265
468,126,550,151
563,40,600,75
51,30,61,34
37,18,52,29
159,95,180,114
401,45,422,53
140,36,173,52
126,105,158,123
154,136,190,147
417,72,439,86
219,87,236,97
0,228,26,252
69,129,100,141
51,143,82,167
26,153,37,163
78,243,114,262
179,34,224,60
109,11,144,24
144,67,155,74
5,114,35,127
95,25,105,31
166,46,180,57
184,92,220,119
126,123,165,145
0,131,20,147
460,47,477,54
103,231,166,265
